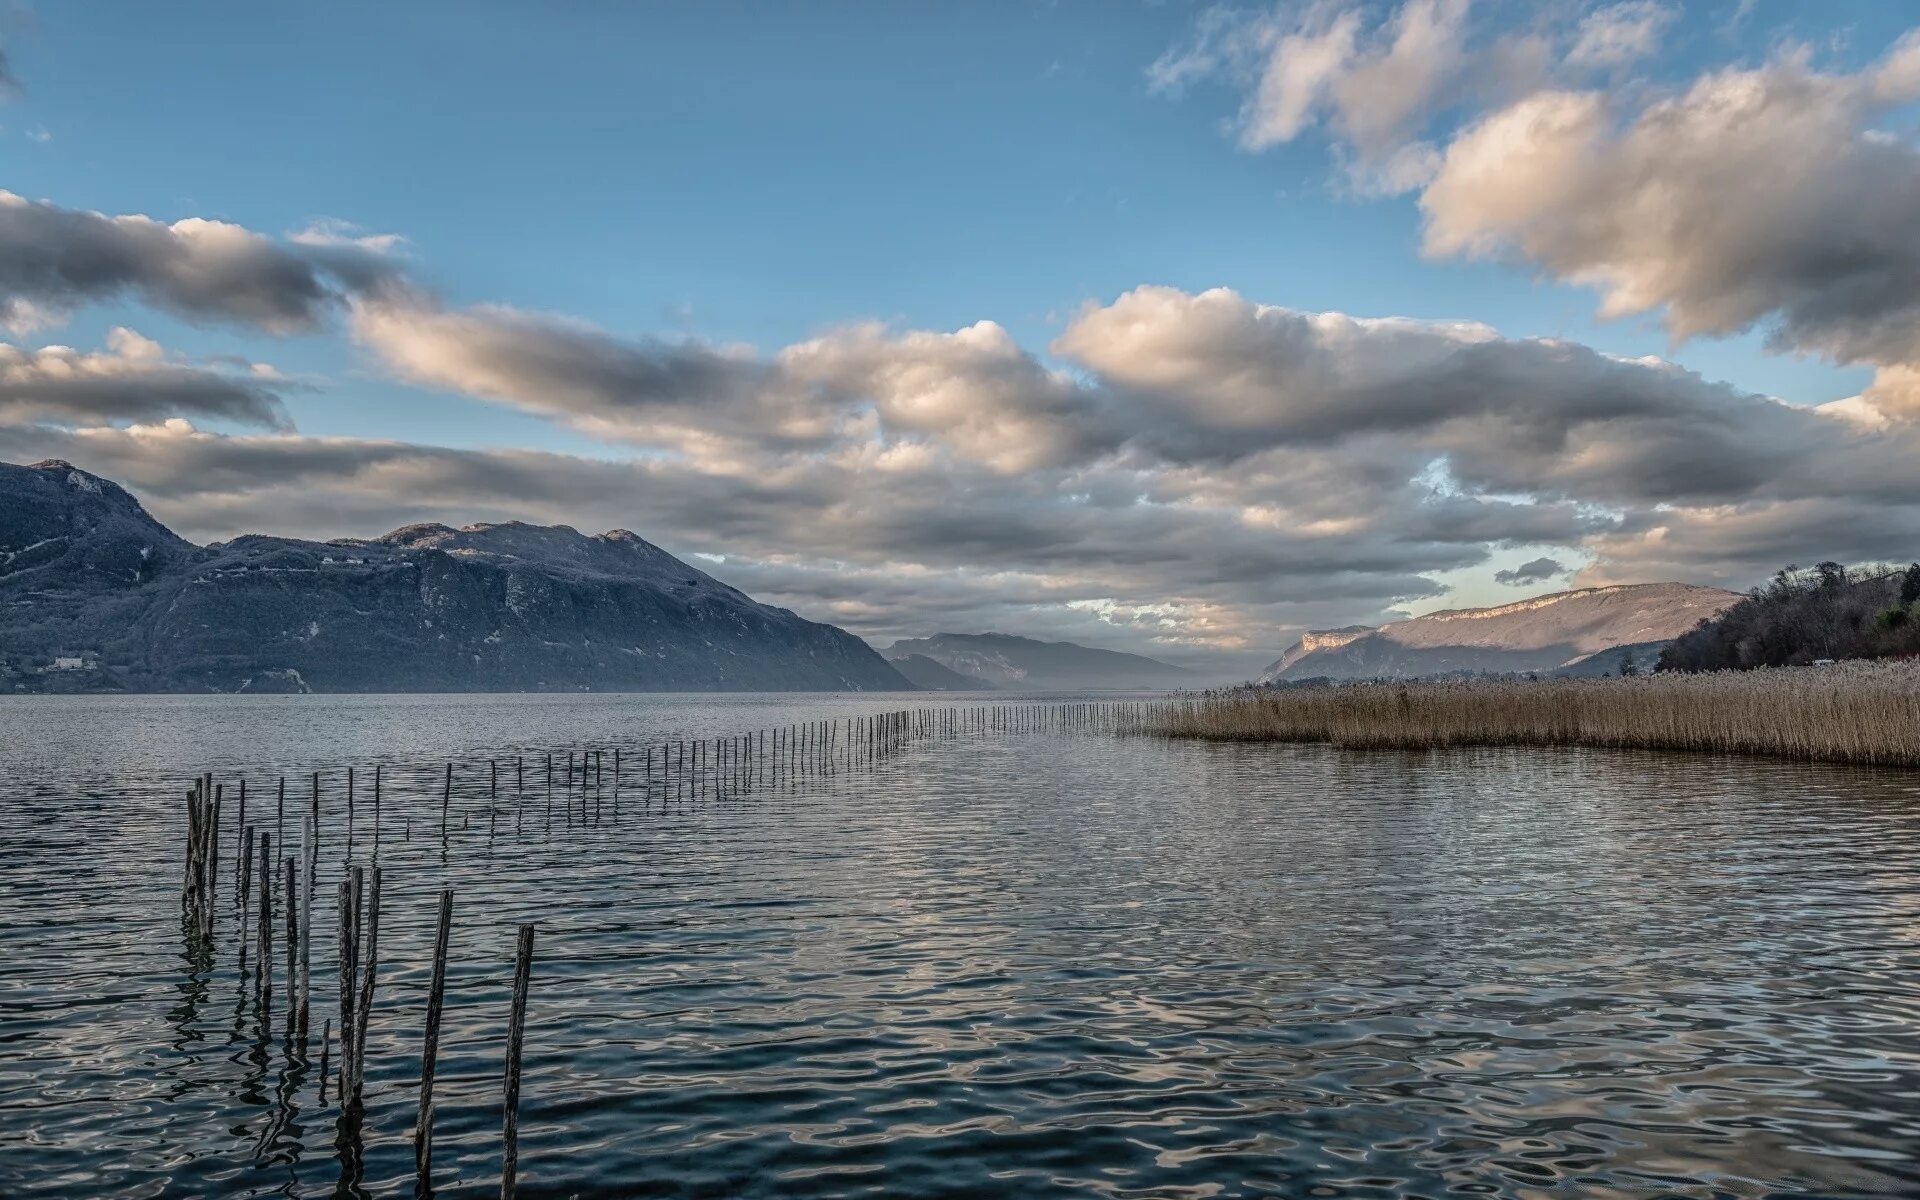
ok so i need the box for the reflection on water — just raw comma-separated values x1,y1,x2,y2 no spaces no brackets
2,693,1919,1197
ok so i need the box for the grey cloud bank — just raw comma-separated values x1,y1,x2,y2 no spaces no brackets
0,191,399,334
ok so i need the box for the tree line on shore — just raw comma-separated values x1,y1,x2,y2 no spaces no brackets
1658,562,1920,673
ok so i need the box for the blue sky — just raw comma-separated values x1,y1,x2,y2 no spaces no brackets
4,1,1920,675
10,0,1890,410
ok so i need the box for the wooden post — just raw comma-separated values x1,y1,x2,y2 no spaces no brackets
350,867,381,1104
255,833,272,1010
238,825,255,917
235,782,248,902
337,872,360,1095
416,889,453,1187
207,783,222,940
502,922,536,1199
283,854,297,1015
300,808,315,1036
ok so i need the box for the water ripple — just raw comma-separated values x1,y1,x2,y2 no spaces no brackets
1,693,1918,1196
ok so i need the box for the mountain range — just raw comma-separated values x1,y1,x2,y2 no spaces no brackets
0,459,908,693
884,632,1195,690
1258,582,1741,683
2,459,1752,696
886,653,989,691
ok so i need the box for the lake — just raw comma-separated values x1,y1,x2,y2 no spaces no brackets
2,693,1919,1197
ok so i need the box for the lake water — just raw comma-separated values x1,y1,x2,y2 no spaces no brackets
3,693,1919,1198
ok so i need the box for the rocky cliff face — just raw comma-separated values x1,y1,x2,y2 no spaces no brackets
1259,583,1741,682
1261,625,1372,678
886,632,1193,690
0,460,909,693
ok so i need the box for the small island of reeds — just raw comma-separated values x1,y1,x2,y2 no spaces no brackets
1145,660,1920,767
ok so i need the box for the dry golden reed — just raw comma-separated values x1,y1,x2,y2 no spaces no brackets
1146,660,1920,766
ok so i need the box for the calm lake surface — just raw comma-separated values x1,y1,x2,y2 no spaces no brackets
3,692,1919,1198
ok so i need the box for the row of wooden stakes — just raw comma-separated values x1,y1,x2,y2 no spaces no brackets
178,701,1179,1191
187,777,537,1197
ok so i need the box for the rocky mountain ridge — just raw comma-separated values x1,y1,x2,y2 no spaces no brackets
885,632,1194,690
886,653,989,691
1259,583,1741,682
0,459,909,693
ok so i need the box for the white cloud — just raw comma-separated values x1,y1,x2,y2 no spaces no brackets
1151,0,1641,193
1565,2,1674,70
1421,39,1920,419
1159,7,1920,426
290,218,405,255
1241,6,1364,149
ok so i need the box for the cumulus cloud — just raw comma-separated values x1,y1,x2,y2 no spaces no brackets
1151,0,1470,190
0,328,289,429
1578,497,1920,590
347,278,1861,508
1494,556,1567,587
1160,8,1920,424
0,191,402,334
775,319,1111,472
1052,284,1840,506
1150,0,1650,193
349,293,794,451
1422,38,1920,398
350,292,1113,472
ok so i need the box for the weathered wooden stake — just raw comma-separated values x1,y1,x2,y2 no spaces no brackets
416,888,453,1187
350,866,381,1104
255,834,273,1009
338,876,356,1087
300,809,316,1035
235,782,248,901
283,855,297,1012
501,922,536,1200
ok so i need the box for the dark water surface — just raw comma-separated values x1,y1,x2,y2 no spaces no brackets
3,693,1919,1198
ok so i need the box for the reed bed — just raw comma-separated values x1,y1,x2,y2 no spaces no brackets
1144,660,1920,766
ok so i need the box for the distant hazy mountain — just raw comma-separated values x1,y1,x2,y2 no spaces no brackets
886,632,1193,690
1259,583,1740,683
886,653,993,691
0,459,909,694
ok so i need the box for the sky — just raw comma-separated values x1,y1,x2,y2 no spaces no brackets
4,0,1920,679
